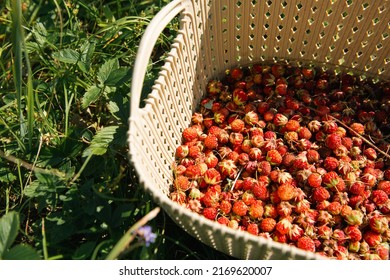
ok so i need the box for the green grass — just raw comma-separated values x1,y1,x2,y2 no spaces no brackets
0,0,233,260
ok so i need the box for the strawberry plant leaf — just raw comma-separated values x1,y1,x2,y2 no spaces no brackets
97,59,119,85
52,48,80,64
105,67,131,87
82,85,102,109
78,40,96,73
83,126,119,157
0,211,20,258
2,244,40,260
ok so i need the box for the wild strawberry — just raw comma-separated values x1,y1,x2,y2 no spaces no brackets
273,113,288,126
371,190,388,206
219,200,232,214
229,132,244,146
344,209,364,226
323,156,339,171
206,79,223,95
252,182,269,200
203,207,218,220
369,215,388,234
204,168,221,185
325,133,342,150
188,145,201,158
332,229,347,245
350,122,365,135
322,120,338,134
230,118,245,133
363,231,382,247
175,145,189,158
259,217,275,232
217,216,229,226
277,201,294,216
363,147,377,160
203,134,218,150
232,88,248,106
232,200,249,216
327,201,342,215
266,149,283,165
182,126,198,142
170,190,187,205
313,186,331,202
307,172,322,188
277,183,296,201
288,224,304,241
174,175,191,191
322,171,345,191
184,164,202,179
257,160,271,176
376,243,389,260
244,111,259,125
249,200,264,219
297,236,316,252
285,119,300,131
247,223,259,235
275,217,292,235
229,67,243,80
377,180,390,195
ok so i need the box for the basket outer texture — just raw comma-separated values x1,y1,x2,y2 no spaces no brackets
129,0,389,259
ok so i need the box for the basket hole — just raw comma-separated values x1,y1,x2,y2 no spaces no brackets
291,26,297,33
249,34,255,40
319,31,325,38
326,9,333,16
236,24,241,30
378,5,386,13
289,37,295,43
262,44,268,51
322,21,329,27
361,41,368,47
299,50,305,57
341,11,348,19
382,32,388,40
265,11,271,18
376,43,383,50
312,53,318,59
308,18,315,25
250,22,256,29
333,33,340,41
312,6,318,13
357,14,364,22
251,0,258,6
329,45,336,52
372,18,380,25
302,39,308,45
278,25,283,31
276,35,282,41
222,5,227,11
249,44,254,50
250,13,256,19
305,29,311,34
366,30,373,37
236,35,241,40
385,58,390,64
325,55,331,62
337,24,344,31
281,1,287,7
365,65,371,71
274,46,280,52
346,0,353,7
343,48,349,54
316,42,322,49
296,3,303,10
263,34,268,40
264,23,269,29
362,3,369,10
378,68,385,74
236,13,242,19
287,47,293,54
294,15,299,22
236,1,242,7
236,45,241,51
352,26,359,33
370,54,377,61
266,0,272,7
356,51,363,58
351,61,358,68
347,37,354,44
279,13,285,20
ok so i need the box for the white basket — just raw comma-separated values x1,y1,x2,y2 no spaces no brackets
129,0,389,259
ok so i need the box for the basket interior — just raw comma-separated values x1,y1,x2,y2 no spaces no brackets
129,0,389,259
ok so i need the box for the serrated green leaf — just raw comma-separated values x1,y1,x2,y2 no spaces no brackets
105,67,131,86
0,167,17,183
0,211,20,257
3,244,40,260
78,40,96,73
97,59,119,85
52,49,80,64
72,241,96,260
83,126,119,157
82,85,102,109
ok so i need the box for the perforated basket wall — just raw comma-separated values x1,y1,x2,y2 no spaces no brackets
129,0,389,259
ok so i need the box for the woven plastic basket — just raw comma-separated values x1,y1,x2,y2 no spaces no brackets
129,0,389,259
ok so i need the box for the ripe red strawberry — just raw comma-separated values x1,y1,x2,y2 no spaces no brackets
275,217,292,235
260,217,276,232
323,156,339,171
244,111,259,125
217,216,229,226
232,200,249,216
377,180,390,195
204,168,221,185
297,236,316,252
369,215,388,234
230,118,245,132
182,126,198,142
174,175,190,191
232,88,248,106
285,119,300,131
277,183,296,201
307,172,322,188
273,113,288,126
322,120,338,134
325,133,342,150
312,186,330,202
371,190,388,206
363,147,377,160
322,171,345,191
363,231,382,247
266,149,282,165
350,122,365,135
249,200,264,219
229,67,243,80
219,200,232,214
204,134,218,150
252,182,269,200
203,207,218,220
247,223,259,235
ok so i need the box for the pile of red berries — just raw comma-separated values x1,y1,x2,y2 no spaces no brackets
170,62,390,259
